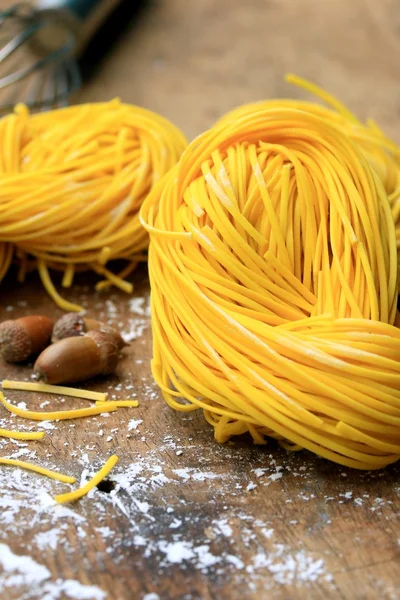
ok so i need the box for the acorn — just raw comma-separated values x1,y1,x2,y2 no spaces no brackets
34,329,122,384
0,315,54,363
52,313,126,349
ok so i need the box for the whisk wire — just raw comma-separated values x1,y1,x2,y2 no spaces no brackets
0,2,79,111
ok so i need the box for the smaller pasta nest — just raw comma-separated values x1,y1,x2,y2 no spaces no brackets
141,75,400,470
0,100,187,310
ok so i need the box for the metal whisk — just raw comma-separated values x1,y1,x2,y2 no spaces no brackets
0,0,121,113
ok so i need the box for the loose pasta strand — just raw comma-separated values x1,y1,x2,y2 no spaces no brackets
54,455,119,503
0,427,45,440
2,380,107,402
0,458,75,483
0,391,118,421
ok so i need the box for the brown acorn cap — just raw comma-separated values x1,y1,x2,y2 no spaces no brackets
97,323,127,350
0,315,54,363
86,329,121,375
0,320,31,362
52,314,126,349
52,313,86,343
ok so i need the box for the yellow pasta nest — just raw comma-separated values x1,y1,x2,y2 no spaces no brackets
0,100,187,310
141,76,400,470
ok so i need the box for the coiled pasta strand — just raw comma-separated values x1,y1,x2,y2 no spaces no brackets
141,76,400,470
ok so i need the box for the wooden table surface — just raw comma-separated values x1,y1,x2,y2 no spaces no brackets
0,1,400,599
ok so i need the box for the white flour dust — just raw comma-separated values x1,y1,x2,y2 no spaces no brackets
0,544,106,600
98,294,150,342
127,418,143,431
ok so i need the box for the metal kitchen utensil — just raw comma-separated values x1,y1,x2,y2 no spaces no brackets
0,0,120,112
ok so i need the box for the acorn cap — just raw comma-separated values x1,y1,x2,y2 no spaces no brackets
0,315,54,363
52,313,126,349
52,313,86,343
0,320,31,362
97,324,127,350
87,329,121,375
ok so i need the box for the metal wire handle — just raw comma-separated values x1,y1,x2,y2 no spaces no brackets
0,0,121,111
34,0,121,51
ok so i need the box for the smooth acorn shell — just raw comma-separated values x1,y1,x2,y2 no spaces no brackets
34,329,121,384
34,336,104,384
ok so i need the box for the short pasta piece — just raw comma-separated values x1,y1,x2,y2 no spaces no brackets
0,458,75,483
0,391,118,421
2,380,107,402
54,455,119,504
0,428,45,440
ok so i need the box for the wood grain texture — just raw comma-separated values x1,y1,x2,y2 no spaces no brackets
0,1,400,599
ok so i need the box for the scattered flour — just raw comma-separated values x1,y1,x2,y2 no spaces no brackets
248,547,329,586
96,526,113,539
121,319,148,343
226,554,245,569
128,297,151,316
34,528,62,551
105,300,118,318
0,544,106,599
172,468,220,482
36,421,57,431
42,580,107,600
0,544,50,587
212,518,233,537
157,541,220,570
246,482,257,491
128,419,143,431
158,541,195,564
169,518,182,529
